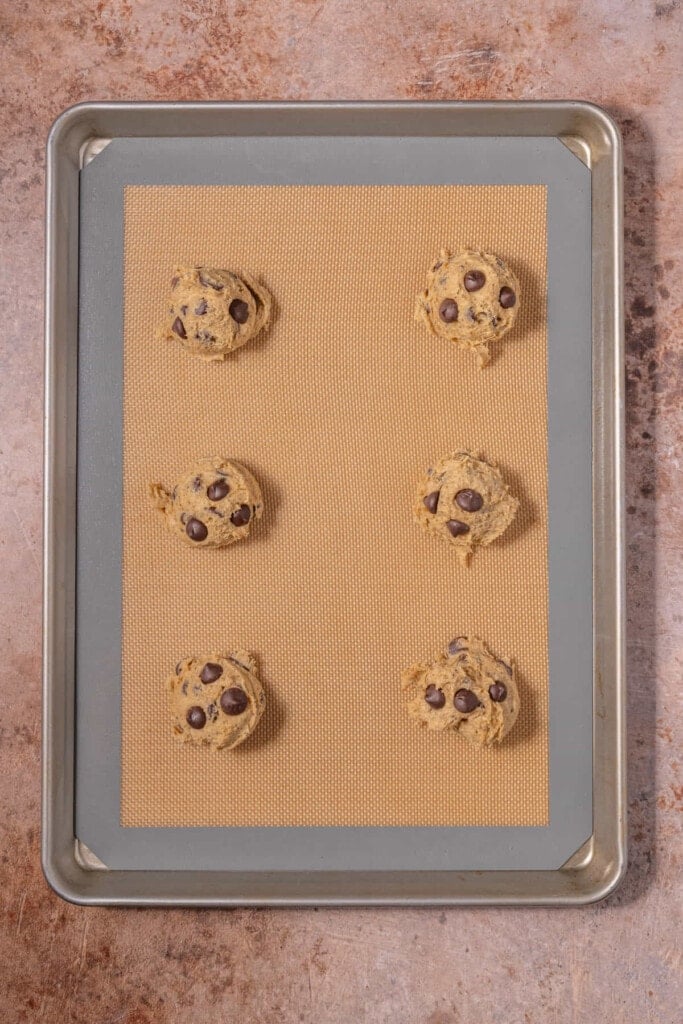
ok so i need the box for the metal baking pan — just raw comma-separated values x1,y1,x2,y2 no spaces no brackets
43,101,624,905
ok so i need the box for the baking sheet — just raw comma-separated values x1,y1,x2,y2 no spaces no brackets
74,133,592,871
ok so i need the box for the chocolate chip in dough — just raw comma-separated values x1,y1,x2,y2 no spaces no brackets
194,299,208,315
200,662,223,684
186,706,206,729
489,682,508,702
464,269,486,292
446,519,470,537
230,505,251,527
207,479,230,502
186,517,208,542
191,476,202,492
499,287,516,309
423,490,440,514
448,637,466,655
197,330,216,344
198,270,224,291
229,298,250,324
424,684,446,709
171,317,187,339
220,687,249,716
439,298,458,323
455,489,483,512
175,661,183,675
454,689,481,713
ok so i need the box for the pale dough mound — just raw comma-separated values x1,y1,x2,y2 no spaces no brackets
414,450,518,565
402,635,520,747
159,265,272,361
415,248,520,366
169,650,266,751
150,457,263,548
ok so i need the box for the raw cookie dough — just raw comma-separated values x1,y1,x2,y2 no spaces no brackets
415,248,520,366
159,265,272,361
414,450,518,565
150,457,263,548
402,635,520,747
169,650,266,750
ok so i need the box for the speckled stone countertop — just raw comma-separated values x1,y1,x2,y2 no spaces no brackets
1,2,681,1021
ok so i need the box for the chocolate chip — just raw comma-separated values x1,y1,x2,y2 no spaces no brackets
424,684,446,709
229,298,249,324
197,330,216,344
439,298,458,323
180,305,188,315
194,299,208,315
206,702,218,720
171,317,186,339
432,260,443,271
220,687,249,716
455,489,483,512
191,476,202,491
198,270,224,291
489,682,507,702
200,662,223,684
446,519,470,537
230,505,251,527
175,661,183,675
170,276,179,289
186,706,206,729
207,479,230,502
499,287,516,309
423,490,440,514
454,689,481,713
448,637,466,655
465,307,477,323
464,269,486,291
186,517,208,542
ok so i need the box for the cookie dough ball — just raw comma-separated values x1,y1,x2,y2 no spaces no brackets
169,650,266,750
414,451,518,565
402,636,520,747
150,457,263,548
159,266,272,361
415,248,520,366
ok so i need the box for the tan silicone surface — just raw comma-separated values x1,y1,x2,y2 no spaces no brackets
121,184,548,827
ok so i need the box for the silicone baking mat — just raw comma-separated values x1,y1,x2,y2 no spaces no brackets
121,183,548,828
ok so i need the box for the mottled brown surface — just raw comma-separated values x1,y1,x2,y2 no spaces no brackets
0,1,681,1021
